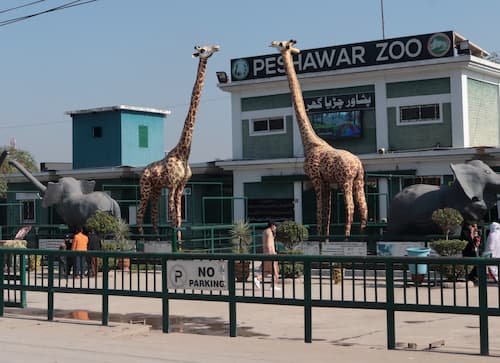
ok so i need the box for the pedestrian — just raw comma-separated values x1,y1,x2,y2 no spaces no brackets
87,229,101,277
254,220,280,290
71,227,89,278
483,222,500,282
62,234,73,276
461,222,481,283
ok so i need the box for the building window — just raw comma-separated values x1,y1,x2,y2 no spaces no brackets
250,117,285,135
92,126,102,138
139,125,148,148
398,104,441,125
21,200,35,223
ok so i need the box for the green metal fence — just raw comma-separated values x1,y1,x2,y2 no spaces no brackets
1,248,499,355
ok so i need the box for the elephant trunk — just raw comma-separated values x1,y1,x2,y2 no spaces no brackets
8,159,47,195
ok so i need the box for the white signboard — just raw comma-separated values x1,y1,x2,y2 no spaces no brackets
293,241,320,255
376,241,425,257
321,242,367,256
167,260,227,290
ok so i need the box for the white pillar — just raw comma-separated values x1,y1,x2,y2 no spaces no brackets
294,181,303,224
378,178,389,222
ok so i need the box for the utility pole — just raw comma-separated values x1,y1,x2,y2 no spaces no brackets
380,0,386,39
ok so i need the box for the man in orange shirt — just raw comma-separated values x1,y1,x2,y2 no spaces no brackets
71,227,89,278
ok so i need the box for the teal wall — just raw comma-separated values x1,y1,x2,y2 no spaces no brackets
121,111,165,166
388,103,452,150
72,110,165,169
386,77,450,98
73,111,122,169
242,116,293,159
240,85,377,155
386,78,452,150
467,78,499,146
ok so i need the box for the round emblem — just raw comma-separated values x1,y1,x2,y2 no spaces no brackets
231,59,250,80
427,33,451,57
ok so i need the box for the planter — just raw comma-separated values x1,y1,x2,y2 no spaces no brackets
117,257,131,271
406,247,431,275
234,260,250,282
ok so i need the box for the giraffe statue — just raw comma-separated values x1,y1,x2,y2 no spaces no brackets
137,45,220,241
270,39,367,237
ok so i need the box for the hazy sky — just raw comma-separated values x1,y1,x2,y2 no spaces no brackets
1,0,499,166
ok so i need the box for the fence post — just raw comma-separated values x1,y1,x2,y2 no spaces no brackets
229,257,237,337
47,254,54,321
161,255,169,333
478,260,489,356
385,260,396,350
102,255,109,326
0,252,4,317
304,259,312,343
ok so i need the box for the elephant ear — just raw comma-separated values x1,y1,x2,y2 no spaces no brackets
80,180,96,194
42,182,64,207
450,160,488,200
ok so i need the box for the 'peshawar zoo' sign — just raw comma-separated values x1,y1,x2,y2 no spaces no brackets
231,31,454,81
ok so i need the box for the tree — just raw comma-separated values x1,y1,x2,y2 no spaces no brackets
0,146,39,198
276,220,309,249
431,208,463,240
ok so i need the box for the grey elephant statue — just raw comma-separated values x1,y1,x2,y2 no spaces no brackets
8,159,121,230
387,159,500,236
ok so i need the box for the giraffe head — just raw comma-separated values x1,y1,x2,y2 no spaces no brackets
270,39,300,54
192,45,220,59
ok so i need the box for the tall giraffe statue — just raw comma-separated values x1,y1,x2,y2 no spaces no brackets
137,45,220,241
270,40,367,237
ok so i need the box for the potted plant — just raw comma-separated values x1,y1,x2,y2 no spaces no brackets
430,208,467,281
229,221,253,281
85,211,133,270
275,221,308,278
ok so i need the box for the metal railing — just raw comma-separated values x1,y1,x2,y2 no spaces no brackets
1,248,499,355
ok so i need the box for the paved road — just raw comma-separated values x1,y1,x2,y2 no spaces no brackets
1,290,499,362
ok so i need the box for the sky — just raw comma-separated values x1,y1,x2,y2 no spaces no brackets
1,0,500,166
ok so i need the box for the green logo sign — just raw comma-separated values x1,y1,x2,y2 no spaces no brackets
231,59,250,80
427,33,451,57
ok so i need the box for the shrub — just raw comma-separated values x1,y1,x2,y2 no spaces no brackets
278,250,304,278
84,210,119,236
276,221,309,249
430,239,468,280
431,208,463,240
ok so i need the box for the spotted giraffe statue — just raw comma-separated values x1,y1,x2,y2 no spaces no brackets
137,45,220,241
270,39,367,237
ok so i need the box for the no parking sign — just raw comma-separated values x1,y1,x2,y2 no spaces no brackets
167,260,227,291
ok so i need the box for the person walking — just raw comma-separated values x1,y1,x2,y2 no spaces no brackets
461,222,481,283
483,222,500,282
254,220,280,290
87,229,101,277
71,228,89,278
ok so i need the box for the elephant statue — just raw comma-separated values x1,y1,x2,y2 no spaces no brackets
8,159,121,230
387,159,500,236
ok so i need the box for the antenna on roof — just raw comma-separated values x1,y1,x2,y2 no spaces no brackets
380,0,386,39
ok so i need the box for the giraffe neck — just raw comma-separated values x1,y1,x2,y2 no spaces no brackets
281,50,326,154
170,58,207,160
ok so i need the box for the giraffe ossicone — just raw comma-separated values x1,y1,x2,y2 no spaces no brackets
271,39,368,237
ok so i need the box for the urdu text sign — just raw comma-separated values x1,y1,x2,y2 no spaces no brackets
167,260,228,291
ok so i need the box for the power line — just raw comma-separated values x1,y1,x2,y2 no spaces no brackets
0,120,68,129
0,0,98,27
0,0,47,15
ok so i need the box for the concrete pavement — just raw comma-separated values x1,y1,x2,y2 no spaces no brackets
0,290,499,362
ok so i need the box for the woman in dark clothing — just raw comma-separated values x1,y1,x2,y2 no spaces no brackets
461,222,481,282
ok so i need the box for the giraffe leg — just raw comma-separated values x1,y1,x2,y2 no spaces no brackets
342,181,354,237
167,187,177,240
322,182,332,239
353,175,368,233
173,182,187,243
311,179,324,237
137,180,151,235
150,188,162,237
